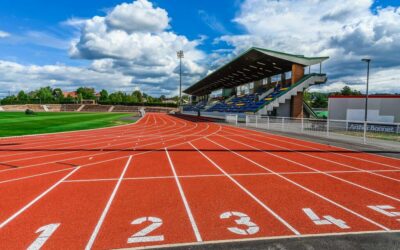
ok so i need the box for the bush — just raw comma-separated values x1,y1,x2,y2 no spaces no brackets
25,109,35,115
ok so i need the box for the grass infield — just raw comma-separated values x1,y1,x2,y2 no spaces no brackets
0,112,138,137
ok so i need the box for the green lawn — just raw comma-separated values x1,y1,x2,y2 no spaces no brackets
0,112,139,137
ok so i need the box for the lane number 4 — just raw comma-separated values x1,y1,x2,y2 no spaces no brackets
303,208,350,229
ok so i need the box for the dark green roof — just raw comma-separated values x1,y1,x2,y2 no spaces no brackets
184,47,329,96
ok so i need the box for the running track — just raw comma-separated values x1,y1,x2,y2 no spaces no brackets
0,113,399,249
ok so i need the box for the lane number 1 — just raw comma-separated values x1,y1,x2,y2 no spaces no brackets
27,223,60,250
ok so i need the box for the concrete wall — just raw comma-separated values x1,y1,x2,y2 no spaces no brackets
276,98,292,117
328,97,400,123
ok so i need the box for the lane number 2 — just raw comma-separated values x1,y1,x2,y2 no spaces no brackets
220,211,260,235
303,208,350,229
27,223,60,250
127,217,164,243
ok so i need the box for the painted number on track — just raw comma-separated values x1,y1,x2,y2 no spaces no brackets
303,208,350,229
220,211,260,235
27,223,60,250
368,205,400,219
127,217,164,243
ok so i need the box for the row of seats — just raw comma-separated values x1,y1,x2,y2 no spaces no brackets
205,83,292,113
182,100,207,112
61,104,82,111
80,105,112,112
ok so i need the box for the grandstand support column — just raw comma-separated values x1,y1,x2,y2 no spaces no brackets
253,80,263,94
291,64,305,118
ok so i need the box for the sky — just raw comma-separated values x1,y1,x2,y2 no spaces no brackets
0,0,399,98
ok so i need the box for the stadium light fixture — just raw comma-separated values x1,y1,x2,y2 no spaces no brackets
177,50,184,106
361,58,371,144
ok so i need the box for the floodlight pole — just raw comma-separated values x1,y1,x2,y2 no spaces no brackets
177,50,184,107
361,58,371,144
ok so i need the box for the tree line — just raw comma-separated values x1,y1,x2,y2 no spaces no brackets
0,86,186,107
304,86,364,109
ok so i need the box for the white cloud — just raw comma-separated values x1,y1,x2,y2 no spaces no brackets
0,0,207,98
69,0,206,96
0,60,135,97
310,66,400,93
217,0,400,93
106,0,169,33
0,31,10,38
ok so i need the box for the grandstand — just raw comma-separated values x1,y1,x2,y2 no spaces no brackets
183,47,328,118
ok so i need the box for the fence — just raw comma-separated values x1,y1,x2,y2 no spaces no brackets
225,114,238,126
245,115,400,147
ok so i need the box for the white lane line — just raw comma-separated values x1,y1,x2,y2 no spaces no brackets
205,136,391,231
165,148,202,242
0,120,202,176
0,166,81,229
218,133,400,203
85,155,133,250
114,230,400,250
221,129,400,183
188,141,301,236
61,169,400,183
222,125,400,169
0,167,74,184
223,126,400,174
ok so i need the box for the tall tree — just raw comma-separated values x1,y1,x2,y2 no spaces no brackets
36,87,53,102
17,90,28,102
132,90,143,102
52,88,63,100
76,87,95,99
99,89,109,101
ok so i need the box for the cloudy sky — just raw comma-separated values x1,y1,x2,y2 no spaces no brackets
0,0,399,97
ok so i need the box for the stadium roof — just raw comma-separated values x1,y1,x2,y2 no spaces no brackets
184,47,329,96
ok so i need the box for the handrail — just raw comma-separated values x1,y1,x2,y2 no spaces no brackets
256,73,326,112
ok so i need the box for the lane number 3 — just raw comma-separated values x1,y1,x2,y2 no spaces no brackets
220,211,260,235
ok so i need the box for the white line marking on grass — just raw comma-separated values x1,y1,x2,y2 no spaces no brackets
205,136,391,231
0,167,81,229
165,148,202,242
85,155,133,250
188,141,301,236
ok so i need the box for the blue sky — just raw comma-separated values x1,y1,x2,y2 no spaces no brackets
0,0,399,97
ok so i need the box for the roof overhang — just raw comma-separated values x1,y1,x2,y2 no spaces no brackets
184,47,329,96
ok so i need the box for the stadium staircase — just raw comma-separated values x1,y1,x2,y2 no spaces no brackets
303,101,318,118
257,74,327,114
77,105,85,112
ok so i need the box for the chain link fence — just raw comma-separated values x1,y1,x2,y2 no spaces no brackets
245,115,400,147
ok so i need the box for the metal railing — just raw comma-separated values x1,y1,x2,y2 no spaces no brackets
245,115,400,147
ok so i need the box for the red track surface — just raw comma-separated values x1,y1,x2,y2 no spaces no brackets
0,113,399,249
